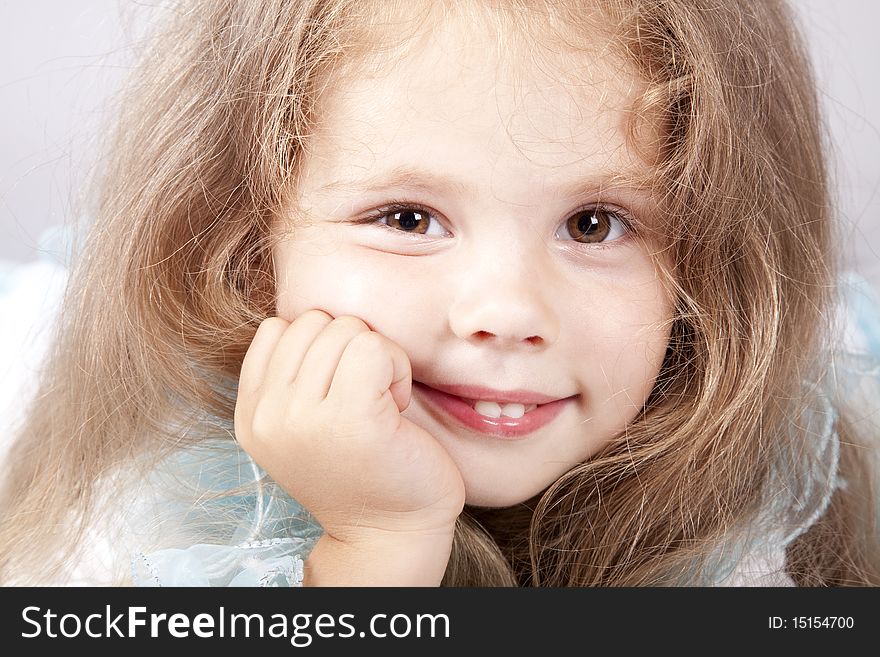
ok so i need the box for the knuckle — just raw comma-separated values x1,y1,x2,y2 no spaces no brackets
259,316,288,333
347,329,384,355
331,315,368,333
298,308,332,324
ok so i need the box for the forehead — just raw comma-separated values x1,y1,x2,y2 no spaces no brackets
300,4,652,192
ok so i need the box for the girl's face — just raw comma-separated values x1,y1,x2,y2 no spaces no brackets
275,15,673,507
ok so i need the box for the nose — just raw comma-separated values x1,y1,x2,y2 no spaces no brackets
447,248,560,348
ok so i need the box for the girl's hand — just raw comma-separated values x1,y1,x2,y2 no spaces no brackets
234,311,466,583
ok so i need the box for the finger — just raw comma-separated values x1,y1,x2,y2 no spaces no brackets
328,331,412,413
263,309,334,388
237,317,290,401
294,315,371,403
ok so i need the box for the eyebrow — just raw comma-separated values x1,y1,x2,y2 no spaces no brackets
317,166,471,196
315,165,653,202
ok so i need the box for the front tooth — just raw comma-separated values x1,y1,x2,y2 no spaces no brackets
474,401,502,418
500,403,525,418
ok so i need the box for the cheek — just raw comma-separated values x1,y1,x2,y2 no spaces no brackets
575,280,672,406
593,327,669,411
275,246,438,342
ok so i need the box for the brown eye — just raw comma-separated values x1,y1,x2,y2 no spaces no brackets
376,206,450,237
558,208,625,244
386,209,431,233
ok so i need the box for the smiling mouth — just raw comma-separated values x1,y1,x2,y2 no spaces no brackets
411,381,576,439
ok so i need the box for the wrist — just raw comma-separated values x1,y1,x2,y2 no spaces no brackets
304,528,454,586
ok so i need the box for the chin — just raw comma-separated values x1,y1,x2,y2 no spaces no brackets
463,482,543,509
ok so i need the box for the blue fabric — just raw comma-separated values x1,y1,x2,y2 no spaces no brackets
128,439,323,587
842,271,880,356
133,539,306,587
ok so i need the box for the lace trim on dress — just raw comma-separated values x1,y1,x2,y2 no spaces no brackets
132,538,307,587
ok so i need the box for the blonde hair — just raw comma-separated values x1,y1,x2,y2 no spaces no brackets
1,0,877,585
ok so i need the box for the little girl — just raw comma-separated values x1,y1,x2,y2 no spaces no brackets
2,0,879,586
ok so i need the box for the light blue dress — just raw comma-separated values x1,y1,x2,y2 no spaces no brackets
127,440,323,587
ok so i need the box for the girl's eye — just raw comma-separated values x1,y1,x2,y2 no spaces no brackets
379,208,449,237
555,207,626,244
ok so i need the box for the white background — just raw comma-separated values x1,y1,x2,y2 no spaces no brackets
1,1,878,288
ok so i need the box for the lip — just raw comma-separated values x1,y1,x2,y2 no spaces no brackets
413,381,576,439
421,383,562,405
